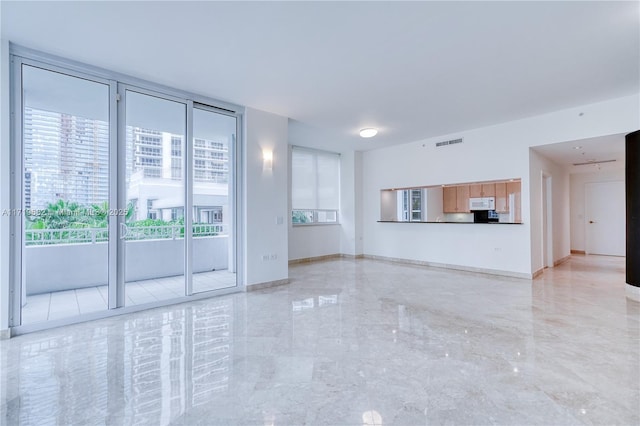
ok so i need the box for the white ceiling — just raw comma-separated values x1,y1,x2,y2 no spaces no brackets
2,1,638,152
532,133,626,174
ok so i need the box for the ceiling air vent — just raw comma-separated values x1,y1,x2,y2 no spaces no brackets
572,159,616,166
435,137,463,147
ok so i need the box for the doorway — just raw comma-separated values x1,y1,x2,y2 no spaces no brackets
585,181,625,256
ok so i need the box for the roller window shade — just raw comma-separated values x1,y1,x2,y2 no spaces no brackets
291,147,340,210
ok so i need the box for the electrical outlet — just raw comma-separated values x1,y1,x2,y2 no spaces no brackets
270,253,277,260
262,254,269,261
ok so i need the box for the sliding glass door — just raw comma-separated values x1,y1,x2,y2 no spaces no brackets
19,64,112,324
122,89,187,306
191,106,237,293
12,54,241,331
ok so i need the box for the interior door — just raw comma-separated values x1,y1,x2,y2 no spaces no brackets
585,181,625,256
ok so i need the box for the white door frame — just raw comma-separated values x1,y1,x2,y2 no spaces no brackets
541,172,553,268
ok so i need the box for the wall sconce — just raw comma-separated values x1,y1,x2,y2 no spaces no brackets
263,149,273,171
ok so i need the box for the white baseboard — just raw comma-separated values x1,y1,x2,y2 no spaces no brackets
289,254,341,265
289,253,364,265
532,268,544,279
363,254,532,279
246,278,290,292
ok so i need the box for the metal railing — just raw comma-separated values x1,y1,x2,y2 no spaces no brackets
25,223,228,246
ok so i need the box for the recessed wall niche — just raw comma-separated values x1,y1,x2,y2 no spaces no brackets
380,179,522,224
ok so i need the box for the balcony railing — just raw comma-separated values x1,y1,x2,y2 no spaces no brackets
25,224,228,246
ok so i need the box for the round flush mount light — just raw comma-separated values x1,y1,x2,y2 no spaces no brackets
359,128,378,138
573,146,583,150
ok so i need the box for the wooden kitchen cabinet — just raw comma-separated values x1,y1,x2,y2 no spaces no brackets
469,184,482,198
482,184,495,197
443,186,458,213
443,185,470,213
456,185,470,212
470,183,495,198
495,182,508,213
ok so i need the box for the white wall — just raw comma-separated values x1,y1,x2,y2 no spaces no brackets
340,150,363,256
570,168,625,252
0,38,10,332
362,94,639,277
244,107,289,286
363,135,532,274
289,225,341,261
529,149,571,273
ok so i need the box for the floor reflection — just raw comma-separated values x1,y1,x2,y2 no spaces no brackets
1,255,638,425
2,298,234,425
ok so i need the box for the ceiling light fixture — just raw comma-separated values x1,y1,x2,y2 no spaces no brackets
573,146,582,150
359,128,378,138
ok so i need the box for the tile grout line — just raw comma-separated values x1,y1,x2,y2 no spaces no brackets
46,292,52,321
74,289,81,316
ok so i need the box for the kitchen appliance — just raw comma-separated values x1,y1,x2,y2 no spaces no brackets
469,197,495,211
472,210,499,223
473,210,489,223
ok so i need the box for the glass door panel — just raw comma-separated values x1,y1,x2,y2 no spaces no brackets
124,90,186,306
21,65,110,324
191,107,237,293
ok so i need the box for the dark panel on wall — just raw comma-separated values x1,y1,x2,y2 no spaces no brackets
627,129,640,287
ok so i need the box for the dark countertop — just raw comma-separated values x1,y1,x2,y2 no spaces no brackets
377,221,523,225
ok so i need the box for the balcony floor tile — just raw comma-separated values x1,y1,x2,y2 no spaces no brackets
22,270,235,325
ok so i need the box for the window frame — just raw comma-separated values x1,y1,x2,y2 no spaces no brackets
291,209,339,226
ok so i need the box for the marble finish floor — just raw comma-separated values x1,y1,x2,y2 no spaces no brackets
22,270,236,324
1,255,638,425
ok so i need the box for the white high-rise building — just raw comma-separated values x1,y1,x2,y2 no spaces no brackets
24,108,230,224
24,107,109,210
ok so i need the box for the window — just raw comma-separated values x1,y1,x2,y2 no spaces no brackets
411,189,423,221
397,189,423,222
291,147,340,224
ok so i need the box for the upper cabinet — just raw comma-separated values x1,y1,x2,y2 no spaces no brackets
443,185,470,213
469,184,482,198
443,179,520,219
456,185,470,213
469,183,495,198
482,184,495,197
443,186,457,213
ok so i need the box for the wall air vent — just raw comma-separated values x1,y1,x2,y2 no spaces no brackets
435,138,463,147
